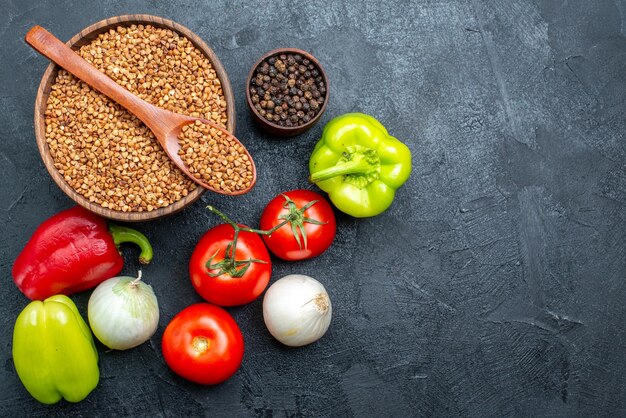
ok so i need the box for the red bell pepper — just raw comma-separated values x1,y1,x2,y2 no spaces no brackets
13,206,153,300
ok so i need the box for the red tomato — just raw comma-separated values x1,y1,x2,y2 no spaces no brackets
162,303,244,385
260,190,336,260
189,223,271,306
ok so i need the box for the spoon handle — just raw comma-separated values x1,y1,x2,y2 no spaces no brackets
25,26,167,134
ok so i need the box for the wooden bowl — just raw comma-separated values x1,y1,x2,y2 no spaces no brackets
33,14,236,222
245,48,329,137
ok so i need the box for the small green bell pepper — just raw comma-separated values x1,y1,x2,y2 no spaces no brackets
309,113,412,217
13,295,99,404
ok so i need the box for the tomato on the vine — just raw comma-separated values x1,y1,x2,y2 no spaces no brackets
162,303,244,385
189,223,271,306
260,190,336,260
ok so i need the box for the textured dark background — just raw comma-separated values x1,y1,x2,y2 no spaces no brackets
1,0,625,416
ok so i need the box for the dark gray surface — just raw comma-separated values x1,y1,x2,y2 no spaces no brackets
1,0,625,416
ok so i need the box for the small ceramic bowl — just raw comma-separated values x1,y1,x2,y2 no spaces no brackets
245,48,329,137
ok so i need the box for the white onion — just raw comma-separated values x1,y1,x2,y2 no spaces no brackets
263,274,332,347
88,271,159,350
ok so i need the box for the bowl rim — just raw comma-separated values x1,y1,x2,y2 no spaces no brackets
245,47,329,133
33,14,236,222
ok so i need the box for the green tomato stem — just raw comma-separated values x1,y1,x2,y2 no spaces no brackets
204,199,324,276
206,206,289,236
205,206,290,278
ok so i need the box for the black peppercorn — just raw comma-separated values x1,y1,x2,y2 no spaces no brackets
275,59,286,72
250,51,327,127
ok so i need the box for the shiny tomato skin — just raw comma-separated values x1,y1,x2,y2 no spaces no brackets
190,224,271,306
161,303,244,385
260,190,336,260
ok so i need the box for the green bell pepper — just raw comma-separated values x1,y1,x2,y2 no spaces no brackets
13,295,99,404
309,113,412,217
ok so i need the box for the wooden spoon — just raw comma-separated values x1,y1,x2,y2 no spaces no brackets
25,25,256,195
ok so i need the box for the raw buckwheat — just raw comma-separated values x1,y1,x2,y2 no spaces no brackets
45,24,229,212
177,120,253,193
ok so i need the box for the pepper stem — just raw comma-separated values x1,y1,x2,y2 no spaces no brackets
109,224,153,264
310,151,379,183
